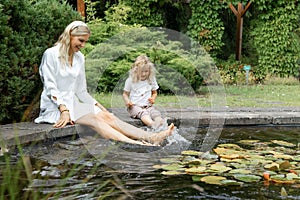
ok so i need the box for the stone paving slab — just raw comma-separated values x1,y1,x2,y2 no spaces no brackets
1,107,300,148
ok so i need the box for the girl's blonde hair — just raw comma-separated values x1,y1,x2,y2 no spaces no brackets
55,21,90,67
130,55,156,83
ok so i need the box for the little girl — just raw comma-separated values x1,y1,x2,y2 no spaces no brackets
123,55,165,130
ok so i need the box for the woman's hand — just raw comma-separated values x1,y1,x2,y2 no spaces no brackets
53,111,74,128
126,101,133,108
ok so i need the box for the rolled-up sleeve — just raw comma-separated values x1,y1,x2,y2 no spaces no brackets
39,50,66,107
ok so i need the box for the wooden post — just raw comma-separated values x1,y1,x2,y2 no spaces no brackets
229,2,251,61
77,0,85,17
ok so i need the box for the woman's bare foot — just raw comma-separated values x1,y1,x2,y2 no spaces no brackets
147,123,175,145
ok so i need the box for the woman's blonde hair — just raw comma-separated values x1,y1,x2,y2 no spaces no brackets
130,55,156,83
55,21,90,67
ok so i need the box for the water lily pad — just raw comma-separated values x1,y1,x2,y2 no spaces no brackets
271,174,285,180
270,178,296,184
217,143,243,150
181,150,203,156
162,163,185,171
271,140,296,147
264,170,278,175
185,166,206,174
245,154,265,160
238,140,260,146
275,146,297,155
213,147,229,155
228,162,247,169
192,175,207,182
158,140,300,187
209,163,232,173
233,174,261,183
286,173,299,180
220,179,243,186
292,156,300,161
274,154,294,160
200,176,227,185
219,154,241,159
181,156,199,163
184,159,207,165
264,163,280,171
161,170,185,176
229,169,252,174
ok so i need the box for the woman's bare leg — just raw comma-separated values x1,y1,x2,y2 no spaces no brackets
97,111,175,145
76,113,153,146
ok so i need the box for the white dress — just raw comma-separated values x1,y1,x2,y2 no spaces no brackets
34,45,100,124
123,77,159,107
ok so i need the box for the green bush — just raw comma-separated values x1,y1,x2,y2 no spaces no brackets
114,0,164,27
249,1,300,80
85,26,215,95
0,0,82,124
217,55,256,85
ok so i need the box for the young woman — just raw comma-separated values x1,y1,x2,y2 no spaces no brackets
122,55,165,129
34,21,174,146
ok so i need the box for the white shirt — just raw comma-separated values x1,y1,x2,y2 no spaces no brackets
34,45,97,124
124,77,159,107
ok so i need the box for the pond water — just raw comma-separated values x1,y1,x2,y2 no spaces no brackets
1,125,300,200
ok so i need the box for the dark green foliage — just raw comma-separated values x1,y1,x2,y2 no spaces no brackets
0,0,81,124
85,25,215,95
112,0,164,27
187,0,226,57
249,1,300,80
187,0,300,81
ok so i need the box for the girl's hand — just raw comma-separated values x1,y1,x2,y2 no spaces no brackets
53,111,74,128
148,97,155,104
126,101,133,108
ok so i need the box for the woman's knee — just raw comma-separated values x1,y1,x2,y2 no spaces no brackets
98,111,117,121
76,113,100,127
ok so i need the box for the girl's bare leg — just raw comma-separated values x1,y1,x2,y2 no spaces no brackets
97,111,174,145
141,115,154,127
76,113,154,146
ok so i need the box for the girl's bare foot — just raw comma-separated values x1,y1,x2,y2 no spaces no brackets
147,123,175,145
133,140,157,146
152,117,165,129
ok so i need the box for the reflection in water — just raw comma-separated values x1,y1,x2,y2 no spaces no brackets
5,126,300,199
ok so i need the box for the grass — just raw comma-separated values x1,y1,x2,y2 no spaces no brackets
94,79,300,109
223,84,300,107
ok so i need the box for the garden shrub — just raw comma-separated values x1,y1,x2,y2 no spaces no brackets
217,55,256,85
187,0,225,57
249,1,300,80
0,0,81,124
84,19,142,55
115,0,164,27
85,26,215,95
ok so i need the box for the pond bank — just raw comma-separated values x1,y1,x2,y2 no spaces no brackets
1,107,300,148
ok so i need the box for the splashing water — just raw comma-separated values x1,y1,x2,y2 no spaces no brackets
147,121,192,152
166,127,191,145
